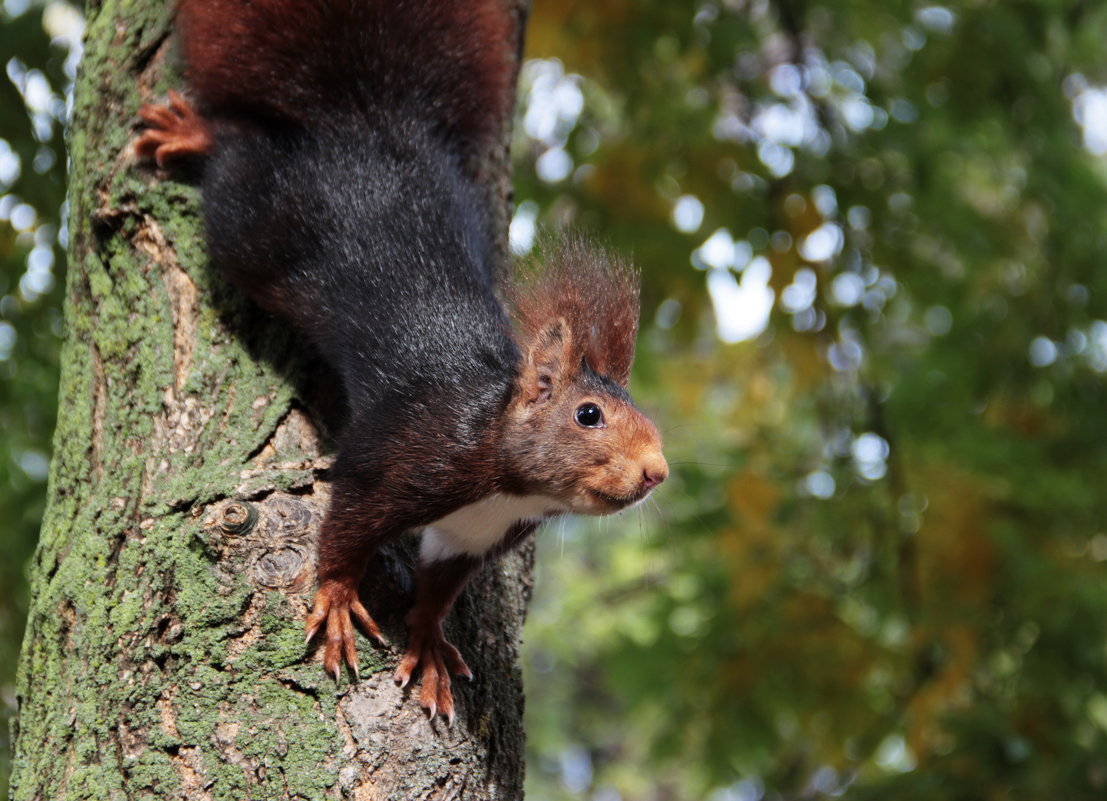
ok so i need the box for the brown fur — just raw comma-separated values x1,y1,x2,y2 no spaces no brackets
510,237,641,389
502,239,665,511
501,370,666,513
177,0,515,149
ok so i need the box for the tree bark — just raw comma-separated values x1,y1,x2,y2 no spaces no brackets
10,1,529,799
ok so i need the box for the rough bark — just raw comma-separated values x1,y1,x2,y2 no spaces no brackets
10,1,529,799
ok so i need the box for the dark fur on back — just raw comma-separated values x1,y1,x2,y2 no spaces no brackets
204,121,517,410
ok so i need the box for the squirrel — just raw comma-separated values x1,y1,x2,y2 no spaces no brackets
134,0,668,723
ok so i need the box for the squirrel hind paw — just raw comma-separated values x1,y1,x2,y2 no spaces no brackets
134,93,214,167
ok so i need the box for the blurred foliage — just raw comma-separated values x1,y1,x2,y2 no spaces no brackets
5,0,1107,799
0,0,78,793
517,1,1107,799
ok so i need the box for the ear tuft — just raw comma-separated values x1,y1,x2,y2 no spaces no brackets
509,236,640,389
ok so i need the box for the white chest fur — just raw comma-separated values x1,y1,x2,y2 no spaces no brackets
420,493,562,562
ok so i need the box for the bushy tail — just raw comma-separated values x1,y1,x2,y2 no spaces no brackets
177,0,517,146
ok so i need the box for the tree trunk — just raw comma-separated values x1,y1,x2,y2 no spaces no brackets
10,1,529,798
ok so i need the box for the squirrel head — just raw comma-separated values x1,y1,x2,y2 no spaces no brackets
503,239,668,514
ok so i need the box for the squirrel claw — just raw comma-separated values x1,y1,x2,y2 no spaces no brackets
306,580,383,682
394,620,470,722
349,595,388,647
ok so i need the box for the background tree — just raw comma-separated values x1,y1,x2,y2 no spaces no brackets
6,0,529,798
7,0,1107,799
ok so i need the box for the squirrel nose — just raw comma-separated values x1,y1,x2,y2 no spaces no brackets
641,457,669,491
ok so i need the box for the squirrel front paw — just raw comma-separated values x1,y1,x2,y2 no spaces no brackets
394,619,473,724
304,578,386,681
135,90,214,167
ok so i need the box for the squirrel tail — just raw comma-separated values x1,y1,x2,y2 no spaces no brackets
177,0,517,146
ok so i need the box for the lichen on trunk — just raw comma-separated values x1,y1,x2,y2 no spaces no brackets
10,1,530,798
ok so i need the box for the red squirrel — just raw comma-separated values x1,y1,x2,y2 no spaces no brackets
135,0,668,722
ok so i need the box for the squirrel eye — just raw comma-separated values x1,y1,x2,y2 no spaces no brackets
575,403,604,428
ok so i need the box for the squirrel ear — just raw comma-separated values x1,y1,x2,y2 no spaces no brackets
518,318,576,404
